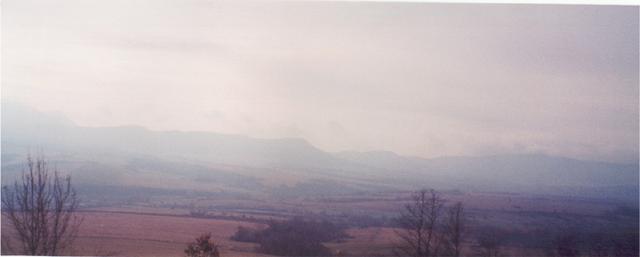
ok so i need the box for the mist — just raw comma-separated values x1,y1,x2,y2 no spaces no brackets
3,1,638,163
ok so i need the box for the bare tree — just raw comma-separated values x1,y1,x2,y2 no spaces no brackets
395,189,445,257
185,233,221,257
441,202,465,257
1,155,82,255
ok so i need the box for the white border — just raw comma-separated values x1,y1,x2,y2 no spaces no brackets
314,0,640,6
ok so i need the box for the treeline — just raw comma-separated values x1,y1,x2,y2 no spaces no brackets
394,189,638,257
231,217,350,256
4,156,635,257
472,227,640,257
466,205,639,257
227,188,638,257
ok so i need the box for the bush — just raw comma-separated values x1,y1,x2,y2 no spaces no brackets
185,233,220,257
231,217,348,256
230,226,261,243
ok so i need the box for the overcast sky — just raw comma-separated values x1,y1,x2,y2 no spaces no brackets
3,1,638,163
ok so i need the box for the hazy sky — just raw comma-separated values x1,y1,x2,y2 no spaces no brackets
3,1,638,163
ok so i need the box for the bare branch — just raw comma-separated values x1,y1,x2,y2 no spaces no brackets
394,189,446,257
1,155,82,256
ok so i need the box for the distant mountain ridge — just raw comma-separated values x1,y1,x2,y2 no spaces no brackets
2,103,638,202
337,150,638,187
1,103,352,170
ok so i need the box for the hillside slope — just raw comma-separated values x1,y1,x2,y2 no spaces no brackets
2,103,637,201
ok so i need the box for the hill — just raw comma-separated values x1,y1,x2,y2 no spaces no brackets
2,103,637,202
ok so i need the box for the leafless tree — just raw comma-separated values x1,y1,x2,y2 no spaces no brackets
395,189,445,257
1,155,82,256
185,233,221,257
441,202,465,257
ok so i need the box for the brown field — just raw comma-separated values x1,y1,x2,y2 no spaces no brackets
3,211,270,257
65,211,550,257
2,190,629,257
73,212,264,257
3,211,402,257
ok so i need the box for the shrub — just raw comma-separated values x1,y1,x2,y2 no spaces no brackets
185,233,220,257
231,217,348,256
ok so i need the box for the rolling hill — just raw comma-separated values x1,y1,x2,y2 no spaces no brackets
2,103,638,202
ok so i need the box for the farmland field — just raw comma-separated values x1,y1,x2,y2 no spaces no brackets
2,1,639,256
4,189,635,256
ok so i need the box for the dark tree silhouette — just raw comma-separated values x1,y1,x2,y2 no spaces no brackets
253,217,343,256
185,233,220,257
395,189,445,257
230,217,348,256
230,226,261,243
441,202,465,257
1,155,82,255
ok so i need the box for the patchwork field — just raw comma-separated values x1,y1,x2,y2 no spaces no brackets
4,189,635,256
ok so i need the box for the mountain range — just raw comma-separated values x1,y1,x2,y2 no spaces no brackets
2,103,638,202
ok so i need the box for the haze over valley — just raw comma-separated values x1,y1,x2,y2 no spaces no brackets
2,1,638,256
4,103,637,203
